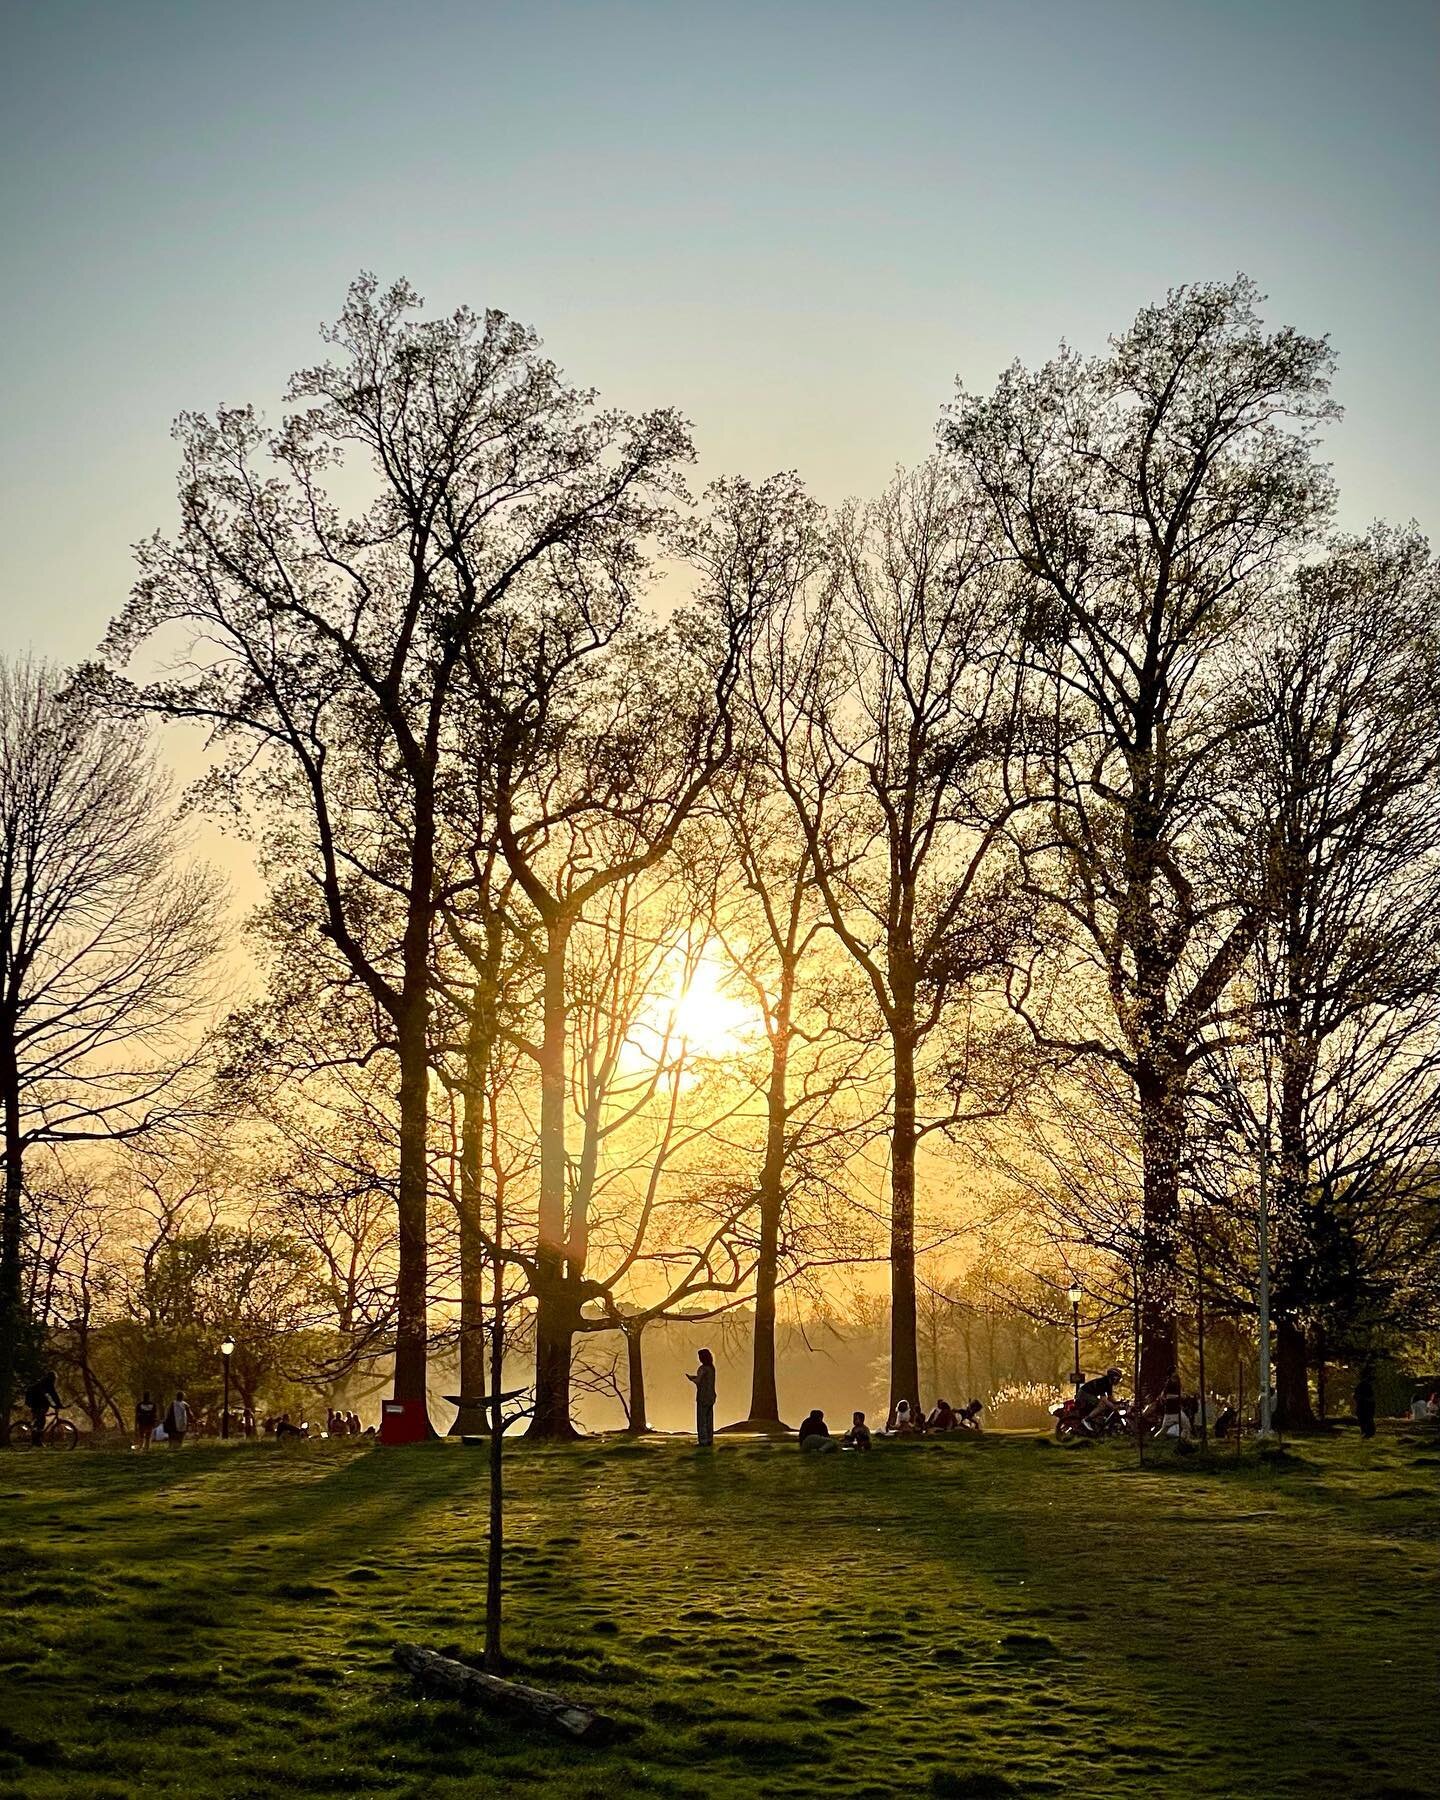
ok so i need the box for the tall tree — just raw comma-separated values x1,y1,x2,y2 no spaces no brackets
471,547,757,1437
100,275,688,1414
699,786,882,1429
1204,527,1440,1419
0,659,219,1413
690,475,885,1428
756,465,1033,1419
945,277,1336,1397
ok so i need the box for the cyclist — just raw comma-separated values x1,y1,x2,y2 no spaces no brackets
1075,1366,1126,1434
24,1369,62,1444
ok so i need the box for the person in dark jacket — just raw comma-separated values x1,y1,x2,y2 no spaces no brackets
686,1348,717,1447
134,1391,158,1452
798,1409,837,1452
24,1370,61,1442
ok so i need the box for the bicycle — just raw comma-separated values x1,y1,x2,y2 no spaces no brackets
1,1409,80,1449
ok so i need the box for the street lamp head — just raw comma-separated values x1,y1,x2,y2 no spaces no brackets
1068,1282,1082,1308
220,1337,235,1358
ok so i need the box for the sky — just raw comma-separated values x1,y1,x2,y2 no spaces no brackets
2,0,1437,668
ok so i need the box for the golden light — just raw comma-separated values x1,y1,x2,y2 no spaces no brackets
668,956,758,1059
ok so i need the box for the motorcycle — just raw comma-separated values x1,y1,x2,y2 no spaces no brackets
1051,1395,1132,1440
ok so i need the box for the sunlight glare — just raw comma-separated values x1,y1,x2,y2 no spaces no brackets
667,955,759,1059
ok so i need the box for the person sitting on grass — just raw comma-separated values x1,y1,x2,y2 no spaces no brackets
956,1399,983,1432
842,1410,872,1450
926,1398,958,1432
275,1412,303,1441
891,1399,920,1434
1076,1367,1125,1433
798,1409,838,1452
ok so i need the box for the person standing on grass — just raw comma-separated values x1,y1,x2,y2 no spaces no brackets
163,1389,191,1450
1354,1363,1377,1440
687,1348,716,1447
134,1391,158,1451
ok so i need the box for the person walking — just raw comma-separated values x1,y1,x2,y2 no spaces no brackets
1354,1362,1377,1440
134,1391,158,1451
687,1348,717,1447
163,1389,191,1450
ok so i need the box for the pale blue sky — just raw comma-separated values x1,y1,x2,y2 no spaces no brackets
2,0,1437,662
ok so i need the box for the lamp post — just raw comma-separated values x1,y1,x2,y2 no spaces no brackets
1257,1133,1274,1439
1257,1033,1275,1440
220,1336,235,1439
1068,1282,1083,1388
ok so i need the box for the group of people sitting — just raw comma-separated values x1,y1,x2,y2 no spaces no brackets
891,1397,984,1435
795,1397,984,1453
263,1409,370,1440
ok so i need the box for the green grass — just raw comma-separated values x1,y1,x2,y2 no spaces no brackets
1,1428,1436,1799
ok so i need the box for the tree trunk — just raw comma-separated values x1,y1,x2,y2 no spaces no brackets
395,1644,611,1740
1273,995,1318,1433
624,1322,648,1434
746,997,791,1425
453,1229,490,1434
889,1028,920,1420
1135,1064,1182,1404
391,768,435,1413
528,919,578,1439
0,1029,28,1417
392,995,431,1411
452,1000,491,1437
485,1240,506,1672
1274,1315,1314,1429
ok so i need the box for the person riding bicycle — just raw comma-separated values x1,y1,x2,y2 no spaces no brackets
24,1369,62,1442
1075,1366,1125,1433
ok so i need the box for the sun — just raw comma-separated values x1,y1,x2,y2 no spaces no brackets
668,956,759,1060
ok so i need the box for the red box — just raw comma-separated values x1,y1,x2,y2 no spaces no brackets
379,1398,431,1444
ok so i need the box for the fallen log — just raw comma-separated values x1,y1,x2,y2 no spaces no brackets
393,1642,613,1742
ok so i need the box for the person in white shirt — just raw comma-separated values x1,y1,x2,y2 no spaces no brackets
164,1390,191,1449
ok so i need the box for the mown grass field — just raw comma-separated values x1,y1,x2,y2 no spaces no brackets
1,1427,1436,1800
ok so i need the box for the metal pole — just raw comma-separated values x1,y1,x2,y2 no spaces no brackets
1257,1108,1274,1440
1195,1239,1207,1447
1071,1303,1081,1386
222,1354,231,1439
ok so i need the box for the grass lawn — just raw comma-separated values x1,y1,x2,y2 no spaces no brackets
1,1427,1436,1800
